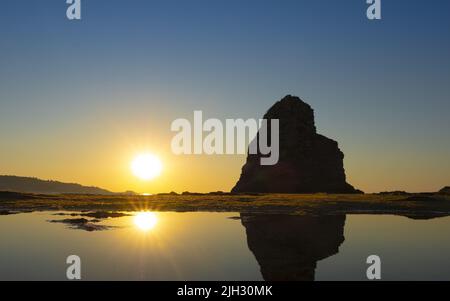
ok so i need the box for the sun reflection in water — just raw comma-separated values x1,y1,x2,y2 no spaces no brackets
134,212,158,232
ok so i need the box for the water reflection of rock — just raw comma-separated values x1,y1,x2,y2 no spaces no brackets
241,214,346,281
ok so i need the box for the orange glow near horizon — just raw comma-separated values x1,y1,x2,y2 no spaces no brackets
1,130,448,194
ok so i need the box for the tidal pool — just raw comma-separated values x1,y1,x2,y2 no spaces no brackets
0,211,449,281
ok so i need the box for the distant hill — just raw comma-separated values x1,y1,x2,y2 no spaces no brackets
0,176,114,195
439,187,450,195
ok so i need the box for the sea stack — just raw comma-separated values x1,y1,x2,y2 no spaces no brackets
232,95,359,194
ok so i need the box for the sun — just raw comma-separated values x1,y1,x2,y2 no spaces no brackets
134,212,158,231
131,153,163,181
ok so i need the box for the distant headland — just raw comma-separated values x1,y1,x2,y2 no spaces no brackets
0,175,121,195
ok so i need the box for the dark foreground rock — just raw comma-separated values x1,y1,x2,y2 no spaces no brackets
80,211,130,219
0,210,18,215
232,95,359,194
48,218,112,231
0,191,37,200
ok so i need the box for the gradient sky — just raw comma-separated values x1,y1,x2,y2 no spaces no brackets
1,0,449,193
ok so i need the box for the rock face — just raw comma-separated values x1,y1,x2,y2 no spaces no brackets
241,214,346,281
232,95,359,194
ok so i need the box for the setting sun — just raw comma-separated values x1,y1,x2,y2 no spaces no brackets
131,153,163,181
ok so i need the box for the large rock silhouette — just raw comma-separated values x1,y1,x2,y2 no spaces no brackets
232,95,359,193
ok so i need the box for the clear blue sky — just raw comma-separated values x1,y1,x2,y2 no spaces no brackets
1,0,449,192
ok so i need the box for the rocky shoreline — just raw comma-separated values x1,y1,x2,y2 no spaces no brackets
0,191,449,220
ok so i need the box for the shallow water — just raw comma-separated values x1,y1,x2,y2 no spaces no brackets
0,211,449,281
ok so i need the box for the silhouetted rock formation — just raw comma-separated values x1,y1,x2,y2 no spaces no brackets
241,214,346,281
0,175,113,195
232,95,359,193
439,187,450,195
